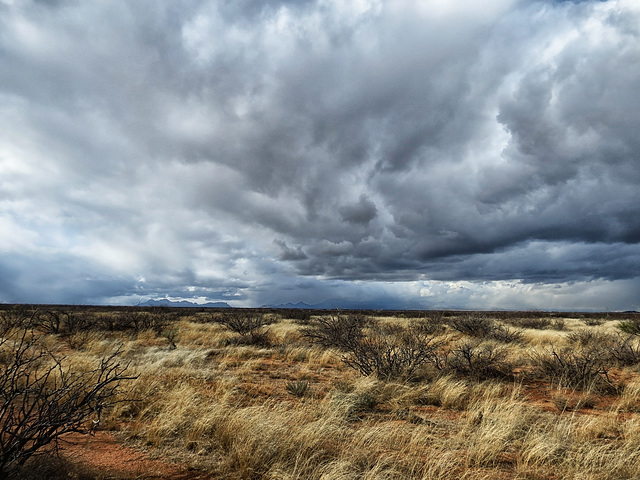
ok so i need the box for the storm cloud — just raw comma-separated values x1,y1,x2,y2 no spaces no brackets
0,0,638,310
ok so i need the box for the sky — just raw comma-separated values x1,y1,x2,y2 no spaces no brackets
0,0,639,311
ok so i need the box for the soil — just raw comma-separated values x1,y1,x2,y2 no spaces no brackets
59,431,212,480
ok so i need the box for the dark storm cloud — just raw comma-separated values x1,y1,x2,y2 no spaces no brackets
340,195,378,225
0,0,638,309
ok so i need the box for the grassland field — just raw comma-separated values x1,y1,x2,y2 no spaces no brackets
1,304,640,480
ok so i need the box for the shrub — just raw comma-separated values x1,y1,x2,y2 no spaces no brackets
446,341,513,381
566,329,613,348
285,380,309,398
618,319,640,336
35,309,92,336
341,322,444,379
301,313,368,351
504,317,552,330
448,314,522,344
530,344,614,392
0,326,136,477
448,314,495,337
489,324,524,344
161,326,180,350
215,312,273,346
549,318,566,331
331,391,379,420
583,318,605,327
285,309,313,324
605,334,640,367
103,309,173,335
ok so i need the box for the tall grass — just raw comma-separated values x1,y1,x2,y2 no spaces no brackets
2,308,639,479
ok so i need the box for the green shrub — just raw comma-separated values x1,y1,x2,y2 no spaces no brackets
286,380,309,398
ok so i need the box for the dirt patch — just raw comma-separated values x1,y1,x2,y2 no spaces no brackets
59,431,211,479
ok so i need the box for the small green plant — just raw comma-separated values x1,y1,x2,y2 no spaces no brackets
286,380,309,398
618,319,640,336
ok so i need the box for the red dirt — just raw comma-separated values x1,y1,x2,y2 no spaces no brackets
59,431,212,480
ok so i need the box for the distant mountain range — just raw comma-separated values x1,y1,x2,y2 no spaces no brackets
139,298,427,310
139,299,232,308
262,299,427,310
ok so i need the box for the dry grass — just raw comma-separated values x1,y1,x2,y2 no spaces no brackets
2,307,640,479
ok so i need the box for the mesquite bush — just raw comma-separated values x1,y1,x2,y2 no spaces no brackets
0,322,136,476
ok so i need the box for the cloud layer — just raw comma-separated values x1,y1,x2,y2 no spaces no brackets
0,0,638,310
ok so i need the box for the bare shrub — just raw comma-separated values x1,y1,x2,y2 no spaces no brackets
583,318,605,327
447,314,522,344
301,312,368,351
0,326,136,477
0,311,35,335
342,322,444,379
531,344,614,392
504,317,552,330
285,309,313,324
549,318,566,331
448,314,495,337
605,334,640,367
489,324,523,344
215,312,274,346
408,316,446,336
35,309,91,336
446,341,513,381
566,329,614,348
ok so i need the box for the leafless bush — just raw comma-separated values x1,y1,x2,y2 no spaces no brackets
342,322,444,379
446,341,513,381
530,344,614,392
0,311,35,334
489,324,524,344
448,314,495,337
302,313,368,351
566,329,614,348
104,309,175,335
0,326,136,476
286,309,313,324
503,317,552,330
408,317,446,336
583,318,605,327
447,314,522,344
605,334,640,367
565,331,640,368
549,318,566,331
35,309,92,336
214,312,274,346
